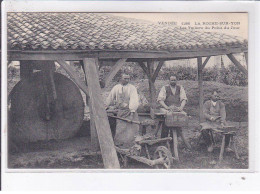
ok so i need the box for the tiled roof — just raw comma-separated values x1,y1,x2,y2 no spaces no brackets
7,12,248,52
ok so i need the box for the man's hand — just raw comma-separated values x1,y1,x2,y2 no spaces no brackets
169,105,176,111
177,106,184,112
220,122,225,128
169,105,181,112
210,116,216,121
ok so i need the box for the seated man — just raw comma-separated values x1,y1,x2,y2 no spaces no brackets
157,75,190,149
201,90,230,152
106,73,140,148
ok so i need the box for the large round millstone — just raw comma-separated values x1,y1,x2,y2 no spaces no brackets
9,72,84,144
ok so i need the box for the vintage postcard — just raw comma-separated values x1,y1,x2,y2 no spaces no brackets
2,0,259,191
5,11,249,170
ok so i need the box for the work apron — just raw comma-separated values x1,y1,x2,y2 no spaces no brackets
114,89,139,149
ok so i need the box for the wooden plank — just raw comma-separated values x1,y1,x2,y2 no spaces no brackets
81,61,99,152
197,57,204,122
201,56,211,70
227,54,248,76
151,60,164,82
83,58,120,169
56,60,89,96
105,58,127,87
8,47,247,61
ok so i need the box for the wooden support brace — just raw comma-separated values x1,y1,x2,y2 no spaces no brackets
227,54,248,76
197,57,204,122
56,60,89,96
151,60,164,82
105,58,127,87
201,56,211,70
138,61,149,76
83,58,120,169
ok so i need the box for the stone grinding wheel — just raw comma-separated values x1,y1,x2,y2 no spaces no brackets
9,71,84,144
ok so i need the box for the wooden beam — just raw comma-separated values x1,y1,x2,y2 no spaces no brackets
8,46,247,61
104,58,127,87
56,60,89,96
151,60,164,82
197,57,204,122
83,58,120,169
227,54,248,76
201,56,211,70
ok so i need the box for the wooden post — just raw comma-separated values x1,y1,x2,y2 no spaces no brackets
83,58,120,169
20,61,33,80
197,57,204,122
81,60,100,152
147,60,156,109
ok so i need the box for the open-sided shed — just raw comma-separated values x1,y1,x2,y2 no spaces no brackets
7,12,248,168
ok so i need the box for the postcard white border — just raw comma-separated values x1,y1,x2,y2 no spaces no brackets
1,0,260,190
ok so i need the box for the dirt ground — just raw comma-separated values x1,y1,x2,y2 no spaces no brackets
8,117,248,169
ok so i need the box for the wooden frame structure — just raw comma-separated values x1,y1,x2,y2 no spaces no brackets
7,13,248,169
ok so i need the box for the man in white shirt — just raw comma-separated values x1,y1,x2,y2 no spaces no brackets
201,90,230,152
157,75,188,114
106,74,140,148
157,75,188,138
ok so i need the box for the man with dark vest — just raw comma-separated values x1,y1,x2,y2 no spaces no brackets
157,75,188,138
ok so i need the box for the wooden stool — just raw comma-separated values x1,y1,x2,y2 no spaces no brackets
204,127,240,161
218,131,240,161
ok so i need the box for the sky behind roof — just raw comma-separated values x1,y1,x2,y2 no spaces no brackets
110,13,248,39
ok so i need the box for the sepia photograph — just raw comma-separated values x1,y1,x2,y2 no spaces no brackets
5,11,248,170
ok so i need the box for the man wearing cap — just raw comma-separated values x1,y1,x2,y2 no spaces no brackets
106,73,140,148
